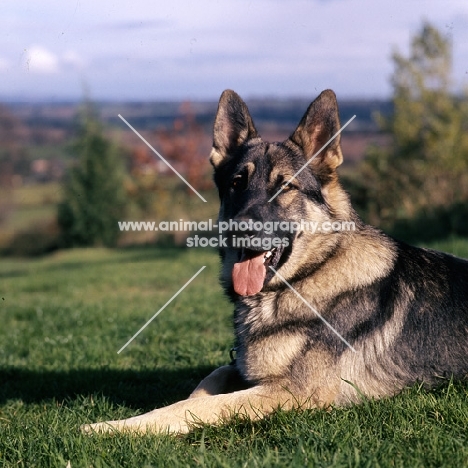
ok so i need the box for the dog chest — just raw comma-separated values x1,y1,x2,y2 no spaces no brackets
234,297,308,382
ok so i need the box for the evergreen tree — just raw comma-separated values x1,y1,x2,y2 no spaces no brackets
352,22,468,234
58,105,127,247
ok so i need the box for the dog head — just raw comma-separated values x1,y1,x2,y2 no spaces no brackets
210,89,355,299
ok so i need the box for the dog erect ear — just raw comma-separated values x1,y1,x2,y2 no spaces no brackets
210,90,259,168
290,89,343,178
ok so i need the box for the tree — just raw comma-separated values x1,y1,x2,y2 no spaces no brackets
58,105,127,247
352,22,468,235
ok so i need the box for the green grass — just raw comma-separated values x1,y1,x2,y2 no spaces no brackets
1,243,467,467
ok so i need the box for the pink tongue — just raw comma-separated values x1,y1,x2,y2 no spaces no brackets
232,251,266,296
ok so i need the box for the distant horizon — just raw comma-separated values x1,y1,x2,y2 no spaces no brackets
0,93,395,104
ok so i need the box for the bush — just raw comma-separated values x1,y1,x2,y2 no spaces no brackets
4,220,60,257
58,105,127,247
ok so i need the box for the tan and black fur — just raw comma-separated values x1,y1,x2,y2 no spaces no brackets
83,89,468,434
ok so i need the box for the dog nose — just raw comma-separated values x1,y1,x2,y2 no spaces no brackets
229,217,262,238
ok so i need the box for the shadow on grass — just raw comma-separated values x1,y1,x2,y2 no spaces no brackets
0,365,216,411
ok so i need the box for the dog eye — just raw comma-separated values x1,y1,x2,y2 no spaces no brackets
276,176,297,193
281,182,295,192
231,174,246,190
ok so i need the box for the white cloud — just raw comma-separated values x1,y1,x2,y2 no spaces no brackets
21,46,86,75
24,45,59,74
62,50,86,70
0,57,9,72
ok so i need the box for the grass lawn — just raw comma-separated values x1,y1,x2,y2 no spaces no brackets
0,241,467,467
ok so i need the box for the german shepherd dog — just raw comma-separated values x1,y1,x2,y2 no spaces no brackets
84,89,468,434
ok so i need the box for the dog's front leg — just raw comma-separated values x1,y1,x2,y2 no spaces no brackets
81,365,248,435
81,383,306,435
189,365,250,398
81,400,204,435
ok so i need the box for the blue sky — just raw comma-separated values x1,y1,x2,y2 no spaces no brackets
1,0,467,101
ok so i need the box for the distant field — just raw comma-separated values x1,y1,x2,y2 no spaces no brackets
0,243,467,467
0,183,61,244
0,181,221,252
